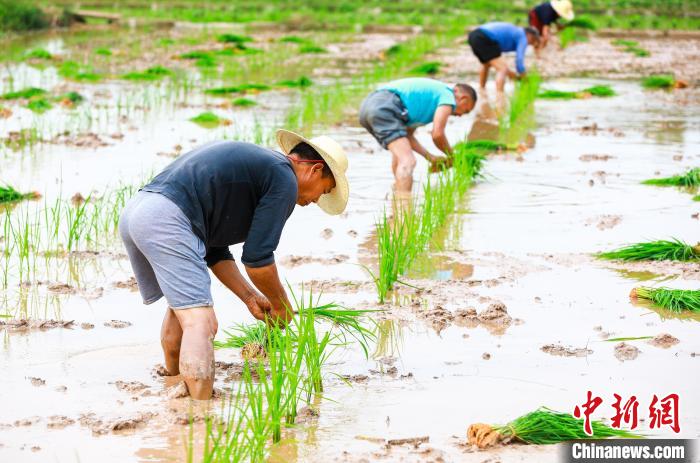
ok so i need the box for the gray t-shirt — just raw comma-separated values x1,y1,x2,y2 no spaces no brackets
143,141,297,268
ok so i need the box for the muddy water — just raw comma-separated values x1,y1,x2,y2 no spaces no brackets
1,31,699,462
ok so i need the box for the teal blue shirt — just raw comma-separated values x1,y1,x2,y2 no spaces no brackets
380,78,456,128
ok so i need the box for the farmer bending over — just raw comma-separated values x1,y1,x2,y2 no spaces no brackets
468,22,540,92
359,77,476,194
118,130,349,399
528,0,575,53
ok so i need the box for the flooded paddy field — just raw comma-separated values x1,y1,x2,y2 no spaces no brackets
1,18,699,463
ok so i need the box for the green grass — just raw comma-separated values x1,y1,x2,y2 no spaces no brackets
122,65,174,81
492,407,642,444
642,75,675,89
641,168,700,187
2,87,47,100
0,186,38,204
631,287,700,313
276,76,312,88
26,97,52,113
232,97,257,107
409,61,440,75
24,48,51,60
189,111,229,128
299,44,327,54
597,239,700,262
205,83,271,96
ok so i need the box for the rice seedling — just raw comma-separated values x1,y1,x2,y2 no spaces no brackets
565,17,597,30
693,195,700,202
612,39,638,48
538,85,615,99
597,239,700,262
0,186,39,204
196,382,251,463
26,97,52,113
57,91,84,107
468,407,641,448
410,61,441,75
276,76,313,88
641,168,700,188
462,140,514,152
94,47,112,56
538,89,578,99
122,66,174,81
279,35,307,44
205,84,271,96
189,111,231,128
24,48,51,60
642,75,675,89
232,97,257,107
630,287,700,313
58,61,102,82
2,87,47,100
585,85,616,97
299,44,327,54
604,336,653,342
180,50,217,67
217,34,253,44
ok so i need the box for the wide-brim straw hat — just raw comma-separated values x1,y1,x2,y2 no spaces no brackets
551,0,575,21
276,129,349,215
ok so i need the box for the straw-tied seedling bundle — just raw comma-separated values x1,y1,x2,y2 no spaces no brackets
467,407,642,448
597,239,700,262
630,287,700,313
539,85,616,100
642,167,700,189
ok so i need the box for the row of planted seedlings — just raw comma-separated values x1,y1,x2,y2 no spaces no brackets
192,288,377,462
0,181,140,292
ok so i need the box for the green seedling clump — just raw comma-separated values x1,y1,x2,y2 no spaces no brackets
280,35,307,44
299,44,327,54
641,168,700,188
539,85,614,99
122,66,174,81
277,76,313,88
631,287,700,313
597,239,700,262
58,61,102,82
464,140,513,152
95,47,112,56
57,91,84,106
585,85,615,97
385,44,403,56
26,97,52,113
0,185,39,204
642,75,675,89
539,89,578,99
566,17,597,30
217,33,252,44
25,48,52,60
2,87,47,100
189,111,230,128
205,83,271,96
410,61,441,75
232,97,257,107
487,407,642,445
180,50,217,67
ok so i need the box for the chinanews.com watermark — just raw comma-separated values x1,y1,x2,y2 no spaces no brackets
560,439,696,463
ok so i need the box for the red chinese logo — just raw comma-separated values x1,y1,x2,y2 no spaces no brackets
649,393,680,433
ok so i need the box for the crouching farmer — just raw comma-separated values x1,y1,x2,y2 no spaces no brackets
118,130,349,399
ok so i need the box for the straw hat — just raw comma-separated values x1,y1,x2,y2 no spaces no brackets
551,0,575,21
276,129,349,215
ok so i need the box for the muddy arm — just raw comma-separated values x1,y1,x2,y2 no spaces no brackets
431,105,453,156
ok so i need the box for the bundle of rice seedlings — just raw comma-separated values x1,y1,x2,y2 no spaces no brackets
467,407,642,448
462,140,513,152
539,89,578,99
0,185,39,204
585,85,616,97
597,239,700,262
189,111,231,128
217,34,252,44
1,87,47,100
630,287,700,313
410,62,441,75
299,44,326,54
232,97,256,107
276,76,312,88
641,168,700,188
566,17,596,30
539,85,615,99
642,75,675,89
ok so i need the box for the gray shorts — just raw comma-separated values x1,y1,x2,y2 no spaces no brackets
359,89,409,149
118,191,213,309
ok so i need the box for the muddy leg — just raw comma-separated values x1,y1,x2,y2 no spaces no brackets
160,308,183,375
387,137,416,194
487,57,509,93
173,306,218,400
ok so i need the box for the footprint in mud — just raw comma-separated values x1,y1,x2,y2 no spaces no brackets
103,320,132,328
113,380,150,393
47,415,75,429
614,342,640,362
113,276,138,291
541,344,593,357
28,377,46,387
80,412,157,435
649,333,679,349
320,228,333,239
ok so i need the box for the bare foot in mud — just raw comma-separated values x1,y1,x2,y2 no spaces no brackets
166,381,189,399
153,364,176,377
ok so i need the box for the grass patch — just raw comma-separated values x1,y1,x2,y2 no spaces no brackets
642,74,675,89
641,168,700,188
189,111,231,128
205,83,271,96
631,287,700,313
0,185,39,204
299,44,327,54
58,61,101,82
276,76,312,88
122,65,174,81
232,97,257,107
1,87,47,100
480,407,642,445
24,48,51,60
597,239,700,262
409,61,441,75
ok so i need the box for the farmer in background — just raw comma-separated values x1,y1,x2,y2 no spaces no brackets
528,0,575,53
359,77,477,194
468,22,540,92
119,130,349,400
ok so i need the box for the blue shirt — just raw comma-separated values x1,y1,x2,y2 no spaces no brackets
143,141,297,268
380,78,455,127
479,22,529,74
